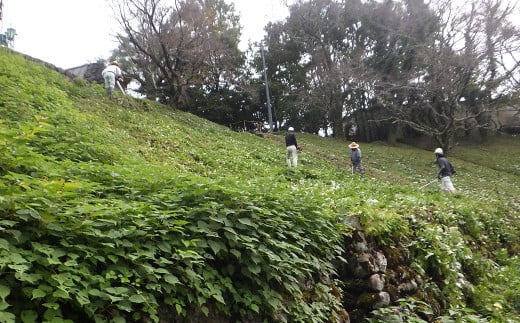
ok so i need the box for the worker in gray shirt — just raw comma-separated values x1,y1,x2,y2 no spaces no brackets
349,142,364,177
434,148,456,193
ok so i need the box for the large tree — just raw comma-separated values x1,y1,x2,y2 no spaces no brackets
257,0,519,148
260,0,364,137
356,0,520,152
111,0,244,108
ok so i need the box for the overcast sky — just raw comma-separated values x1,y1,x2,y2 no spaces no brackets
0,0,290,69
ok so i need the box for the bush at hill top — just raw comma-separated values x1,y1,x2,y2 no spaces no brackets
1,49,519,322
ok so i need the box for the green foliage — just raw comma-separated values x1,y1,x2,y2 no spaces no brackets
367,298,434,323
467,255,520,321
0,50,519,322
0,121,342,321
286,282,344,323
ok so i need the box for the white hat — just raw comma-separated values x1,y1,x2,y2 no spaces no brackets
348,142,359,149
434,148,443,154
288,127,294,131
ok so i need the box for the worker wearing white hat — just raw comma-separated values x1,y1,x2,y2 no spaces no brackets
434,148,456,193
101,61,123,99
285,127,299,167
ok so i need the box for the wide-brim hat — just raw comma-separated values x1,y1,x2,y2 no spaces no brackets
348,142,359,149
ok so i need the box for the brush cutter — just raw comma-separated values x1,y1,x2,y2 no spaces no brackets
116,80,126,95
420,179,438,189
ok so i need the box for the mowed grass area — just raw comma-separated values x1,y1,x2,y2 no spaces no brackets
289,132,520,203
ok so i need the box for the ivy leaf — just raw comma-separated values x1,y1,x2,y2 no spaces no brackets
238,218,257,228
0,239,10,250
15,272,43,284
230,249,241,259
175,303,183,315
15,208,41,220
0,311,16,323
88,289,101,297
210,291,225,304
115,300,133,312
112,316,127,323
45,223,64,233
6,252,27,264
21,310,38,323
52,288,70,299
154,268,170,275
248,264,261,275
75,290,90,307
207,240,226,255
105,287,130,296
42,302,59,310
129,294,146,304
222,226,237,235
0,284,10,302
250,303,260,313
0,220,17,229
196,220,210,231
164,274,180,286
32,288,47,300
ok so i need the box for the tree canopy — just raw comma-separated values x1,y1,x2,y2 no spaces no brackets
110,0,253,124
110,0,520,151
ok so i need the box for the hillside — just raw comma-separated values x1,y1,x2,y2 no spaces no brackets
1,48,519,322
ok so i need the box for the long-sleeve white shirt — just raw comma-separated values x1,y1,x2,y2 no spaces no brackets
102,65,122,78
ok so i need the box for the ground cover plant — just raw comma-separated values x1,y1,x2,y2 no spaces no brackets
1,49,519,322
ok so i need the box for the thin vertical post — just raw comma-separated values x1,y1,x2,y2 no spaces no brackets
260,44,273,132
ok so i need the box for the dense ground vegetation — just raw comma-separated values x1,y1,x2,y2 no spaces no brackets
1,50,519,322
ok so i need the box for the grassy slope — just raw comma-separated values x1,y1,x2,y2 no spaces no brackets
75,96,520,205
1,49,519,321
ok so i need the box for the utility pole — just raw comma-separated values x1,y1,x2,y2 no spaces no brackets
260,44,274,132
